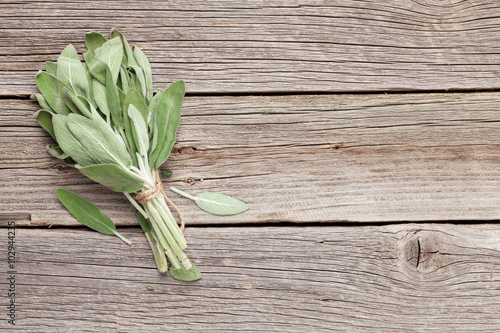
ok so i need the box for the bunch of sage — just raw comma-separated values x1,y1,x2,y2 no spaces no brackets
32,29,200,279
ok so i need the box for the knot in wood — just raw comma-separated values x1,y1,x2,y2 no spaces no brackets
401,230,443,274
132,172,163,204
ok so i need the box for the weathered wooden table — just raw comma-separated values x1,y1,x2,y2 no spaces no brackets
1,1,500,332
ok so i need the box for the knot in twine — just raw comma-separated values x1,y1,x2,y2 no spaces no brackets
132,171,185,232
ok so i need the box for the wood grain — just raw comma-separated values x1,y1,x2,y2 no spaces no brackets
1,224,499,332
2,93,500,226
1,0,500,95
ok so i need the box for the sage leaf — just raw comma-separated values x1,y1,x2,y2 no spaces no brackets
56,44,89,98
85,32,107,54
67,114,131,166
170,263,202,282
45,61,57,76
35,71,72,115
33,109,55,139
92,79,109,116
129,65,147,98
170,187,249,216
31,93,54,113
133,46,153,99
62,87,92,118
145,285,155,291
111,28,137,67
76,164,144,193
94,37,123,84
83,50,107,84
151,80,184,169
56,188,131,244
105,68,123,129
128,104,149,156
46,144,68,159
52,114,99,166
124,88,148,122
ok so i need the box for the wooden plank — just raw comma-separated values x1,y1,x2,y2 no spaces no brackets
1,0,500,95
1,224,499,332
2,93,500,226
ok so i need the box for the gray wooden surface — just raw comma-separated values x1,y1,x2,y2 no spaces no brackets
3,224,500,332
1,0,500,332
1,0,500,95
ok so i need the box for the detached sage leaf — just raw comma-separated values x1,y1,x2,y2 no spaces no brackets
170,187,249,216
56,188,131,244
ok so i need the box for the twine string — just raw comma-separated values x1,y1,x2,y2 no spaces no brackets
132,171,185,232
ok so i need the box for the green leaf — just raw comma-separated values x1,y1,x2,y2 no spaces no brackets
62,87,92,118
85,32,107,54
94,37,123,84
76,164,144,193
110,28,137,67
56,188,131,244
137,212,151,234
67,114,131,166
133,46,153,100
119,66,129,93
46,144,68,159
170,187,249,216
128,104,149,156
105,68,123,129
92,79,109,116
129,65,147,98
169,263,202,281
52,114,99,166
35,71,72,115
145,285,155,291
83,51,107,84
45,61,57,76
124,88,148,122
56,44,89,98
151,80,185,169
31,93,54,113
33,109,55,139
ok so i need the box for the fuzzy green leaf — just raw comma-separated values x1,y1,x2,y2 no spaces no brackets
105,68,123,129
33,109,55,139
52,114,99,166
31,93,54,113
85,32,107,54
111,29,137,67
45,61,57,76
56,44,89,98
67,114,131,166
76,164,144,193
92,79,109,116
195,192,249,215
128,65,147,98
151,80,184,169
94,37,123,84
35,71,72,115
133,46,153,99
128,104,149,156
56,188,131,244
169,263,202,281
46,144,68,159
170,187,249,216
83,51,107,84
124,88,148,122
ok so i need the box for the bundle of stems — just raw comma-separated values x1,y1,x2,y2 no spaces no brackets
32,29,198,278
